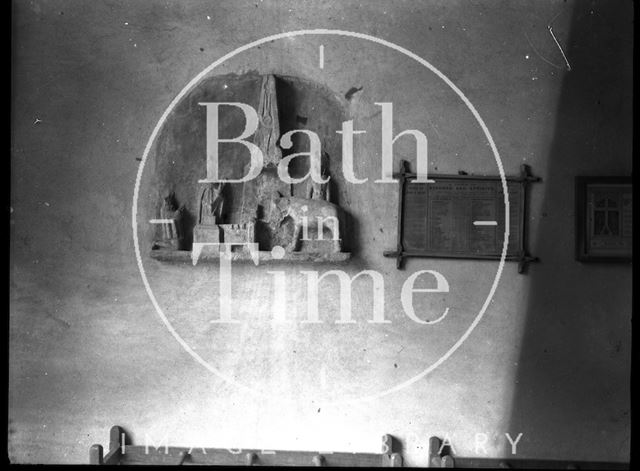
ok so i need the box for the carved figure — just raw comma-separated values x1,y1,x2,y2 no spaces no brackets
274,196,342,252
305,152,331,201
198,182,225,225
306,167,331,201
158,191,184,249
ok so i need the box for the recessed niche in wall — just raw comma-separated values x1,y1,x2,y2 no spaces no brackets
143,72,353,263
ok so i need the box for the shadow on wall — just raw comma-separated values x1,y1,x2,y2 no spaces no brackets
507,1,632,463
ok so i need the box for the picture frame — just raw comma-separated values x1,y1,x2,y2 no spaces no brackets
575,176,632,262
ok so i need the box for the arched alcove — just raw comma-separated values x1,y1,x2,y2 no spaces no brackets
143,72,353,256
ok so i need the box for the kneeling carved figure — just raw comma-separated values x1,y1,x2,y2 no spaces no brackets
274,196,343,253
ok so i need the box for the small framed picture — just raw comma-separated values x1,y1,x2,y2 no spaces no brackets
575,176,632,262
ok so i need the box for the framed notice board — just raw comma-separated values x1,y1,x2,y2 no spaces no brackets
575,176,632,262
384,161,540,273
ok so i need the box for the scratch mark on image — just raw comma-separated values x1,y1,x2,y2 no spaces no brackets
523,32,563,70
547,26,571,71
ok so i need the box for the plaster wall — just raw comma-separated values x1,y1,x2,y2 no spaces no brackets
10,0,632,464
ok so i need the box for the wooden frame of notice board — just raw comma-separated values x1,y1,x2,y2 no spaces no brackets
383,160,540,273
